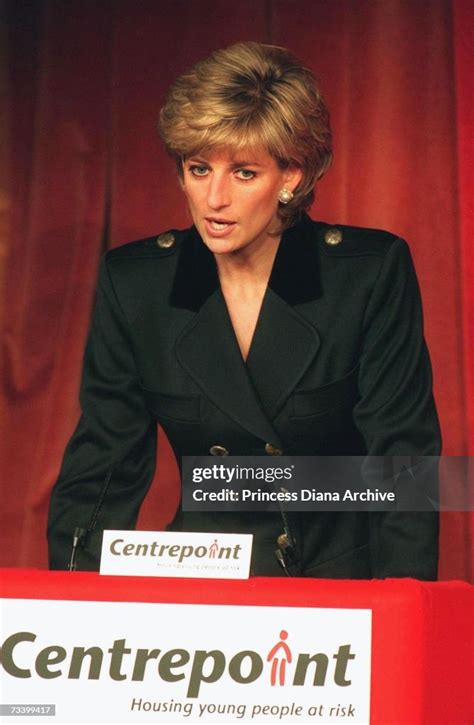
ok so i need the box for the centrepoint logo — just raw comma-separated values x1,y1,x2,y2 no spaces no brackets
108,536,243,563
1,629,355,698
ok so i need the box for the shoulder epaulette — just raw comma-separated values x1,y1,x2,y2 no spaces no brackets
105,228,189,261
316,222,401,257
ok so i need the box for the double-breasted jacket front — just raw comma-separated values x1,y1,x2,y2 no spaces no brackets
48,214,441,577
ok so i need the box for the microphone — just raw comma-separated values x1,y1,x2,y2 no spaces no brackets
68,527,87,571
273,485,300,576
67,464,116,571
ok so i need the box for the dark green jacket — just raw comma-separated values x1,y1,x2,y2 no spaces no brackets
48,214,441,577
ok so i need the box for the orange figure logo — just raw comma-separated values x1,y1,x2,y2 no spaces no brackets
267,630,292,685
209,539,219,558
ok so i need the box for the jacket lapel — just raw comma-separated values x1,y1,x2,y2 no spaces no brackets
175,288,283,445
246,216,322,419
246,289,320,420
172,215,322,440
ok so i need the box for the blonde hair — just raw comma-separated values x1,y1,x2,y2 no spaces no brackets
158,41,332,228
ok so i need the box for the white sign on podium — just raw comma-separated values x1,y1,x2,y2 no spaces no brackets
1,598,372,724
100,530,253,579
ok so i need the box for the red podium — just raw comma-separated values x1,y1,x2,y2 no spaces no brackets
1,569,472,724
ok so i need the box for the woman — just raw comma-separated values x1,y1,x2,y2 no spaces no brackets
48,42,441,578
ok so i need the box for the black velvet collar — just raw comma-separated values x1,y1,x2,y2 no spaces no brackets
170,213,321,312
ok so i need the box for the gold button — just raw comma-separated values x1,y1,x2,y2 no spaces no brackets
265,442,283,456
277,533,289,549
324,228,343,246
209,444,229,456
156,232,175,249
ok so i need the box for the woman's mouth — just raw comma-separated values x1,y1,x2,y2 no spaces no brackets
204,218,236,237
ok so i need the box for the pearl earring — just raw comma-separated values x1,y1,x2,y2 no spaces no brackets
278,188,294,204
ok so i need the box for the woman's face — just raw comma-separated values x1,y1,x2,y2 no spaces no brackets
181,147,302,257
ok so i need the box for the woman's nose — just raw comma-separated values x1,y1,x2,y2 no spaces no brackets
207,173,231,209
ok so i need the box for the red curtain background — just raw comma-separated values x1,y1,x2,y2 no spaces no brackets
2,0,473,580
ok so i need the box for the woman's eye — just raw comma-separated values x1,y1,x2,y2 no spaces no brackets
236,169,256,180
189,165,209,177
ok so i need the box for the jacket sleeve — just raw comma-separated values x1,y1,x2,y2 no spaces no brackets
353,237,441,579
47,256,157,571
